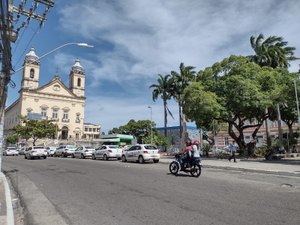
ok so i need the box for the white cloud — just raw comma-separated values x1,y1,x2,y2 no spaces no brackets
85,95,180,133
52,0,300,130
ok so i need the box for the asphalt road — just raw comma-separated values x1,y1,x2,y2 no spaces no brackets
3,156,300,225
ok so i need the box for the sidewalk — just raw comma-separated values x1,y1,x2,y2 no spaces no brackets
160,156,300,177
0,172,14,225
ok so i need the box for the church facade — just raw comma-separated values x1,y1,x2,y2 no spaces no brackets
4,48,88,140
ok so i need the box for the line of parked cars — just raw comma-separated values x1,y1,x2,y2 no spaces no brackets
3,143,161,163
50,144,161,163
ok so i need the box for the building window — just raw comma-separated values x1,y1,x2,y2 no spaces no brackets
224,137,229,146
77,78,81,87
30,69,35,78
76,113,80,123
52,110,58,119
63,111,69,120
85,127,88,132
41,109,47,117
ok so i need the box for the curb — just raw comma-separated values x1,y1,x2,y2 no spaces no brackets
0,172,15,225
202,165,300,177
159,158,300,177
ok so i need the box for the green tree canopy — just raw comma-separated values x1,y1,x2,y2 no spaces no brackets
183,55,284,155
109,119,169,147
14,116,57,146
6,133,19,144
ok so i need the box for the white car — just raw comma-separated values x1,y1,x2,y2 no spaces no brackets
24,146,47,159
92,145,122,160
3,147,19,156
55,145,77,157
121,144,160,163
46,146,57,157
73,146,95,159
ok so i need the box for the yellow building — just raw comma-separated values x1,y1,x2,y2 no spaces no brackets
4,48,87,140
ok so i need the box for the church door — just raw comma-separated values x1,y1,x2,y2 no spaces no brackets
61,126,69,140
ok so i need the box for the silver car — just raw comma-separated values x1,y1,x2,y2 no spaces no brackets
73,146,95,159
46,146,57,157
92,145,122,160
55,145,77,157
121,144,160,163
3,147,19,156
24,146,47,159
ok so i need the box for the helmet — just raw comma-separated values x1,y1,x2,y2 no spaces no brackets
193,140,200,145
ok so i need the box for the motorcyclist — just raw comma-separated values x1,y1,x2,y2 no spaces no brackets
178,139,193,168
191,140,201,160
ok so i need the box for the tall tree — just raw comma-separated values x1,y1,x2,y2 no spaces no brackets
250,34,298,151
14,116,56,146
250,33,297,69
149,74,172,138
170,63,196,140
183,55,283,156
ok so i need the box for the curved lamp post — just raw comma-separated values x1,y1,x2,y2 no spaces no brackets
12,42,94,74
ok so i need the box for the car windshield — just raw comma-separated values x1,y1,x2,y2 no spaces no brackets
66,145,77,149
144,145,158,150
34,147,45,149
85,147,94,149
8,147,17,150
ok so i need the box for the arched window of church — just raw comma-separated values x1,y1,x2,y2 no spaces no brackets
77,78,81,87
30,69,35,79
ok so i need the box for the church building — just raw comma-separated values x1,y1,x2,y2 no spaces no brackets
4,48,87,140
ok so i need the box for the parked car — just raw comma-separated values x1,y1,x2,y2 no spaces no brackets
55,145,77,157
121,144,160,163
18,147,26,155
73,146,95,159
46,146,57,157
3,147,19,156
92,145,122,160
24,146,47,159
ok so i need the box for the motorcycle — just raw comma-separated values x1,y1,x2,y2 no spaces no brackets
169,153,202,177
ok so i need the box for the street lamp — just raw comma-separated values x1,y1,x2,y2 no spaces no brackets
12,42,94,74
148,106,153,144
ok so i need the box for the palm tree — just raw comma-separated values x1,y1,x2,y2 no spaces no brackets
250,34,298,152
170,63,196,139
250,33,297,68
150,74,172,138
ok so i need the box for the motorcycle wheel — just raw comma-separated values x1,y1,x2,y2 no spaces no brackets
190,164,201,177
169,161,179,175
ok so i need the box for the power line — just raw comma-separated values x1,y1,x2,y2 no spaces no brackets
0,0,55,122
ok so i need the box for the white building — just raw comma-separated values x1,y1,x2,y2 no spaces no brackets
4,48,99,141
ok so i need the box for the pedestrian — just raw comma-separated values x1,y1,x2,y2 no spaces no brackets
228,140,237,162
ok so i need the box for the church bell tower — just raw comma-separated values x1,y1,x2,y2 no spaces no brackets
69,58,85,97
21,48,40,90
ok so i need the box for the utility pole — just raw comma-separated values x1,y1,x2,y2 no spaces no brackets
0,0,54,171
0,0,54,121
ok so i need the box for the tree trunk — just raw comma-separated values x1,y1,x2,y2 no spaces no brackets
264,108,271,150
163,99,168,152
163,100,168,137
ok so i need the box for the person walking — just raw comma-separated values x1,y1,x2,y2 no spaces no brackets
228,140,237,162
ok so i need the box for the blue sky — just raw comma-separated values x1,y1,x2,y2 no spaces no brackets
7,0,300,133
